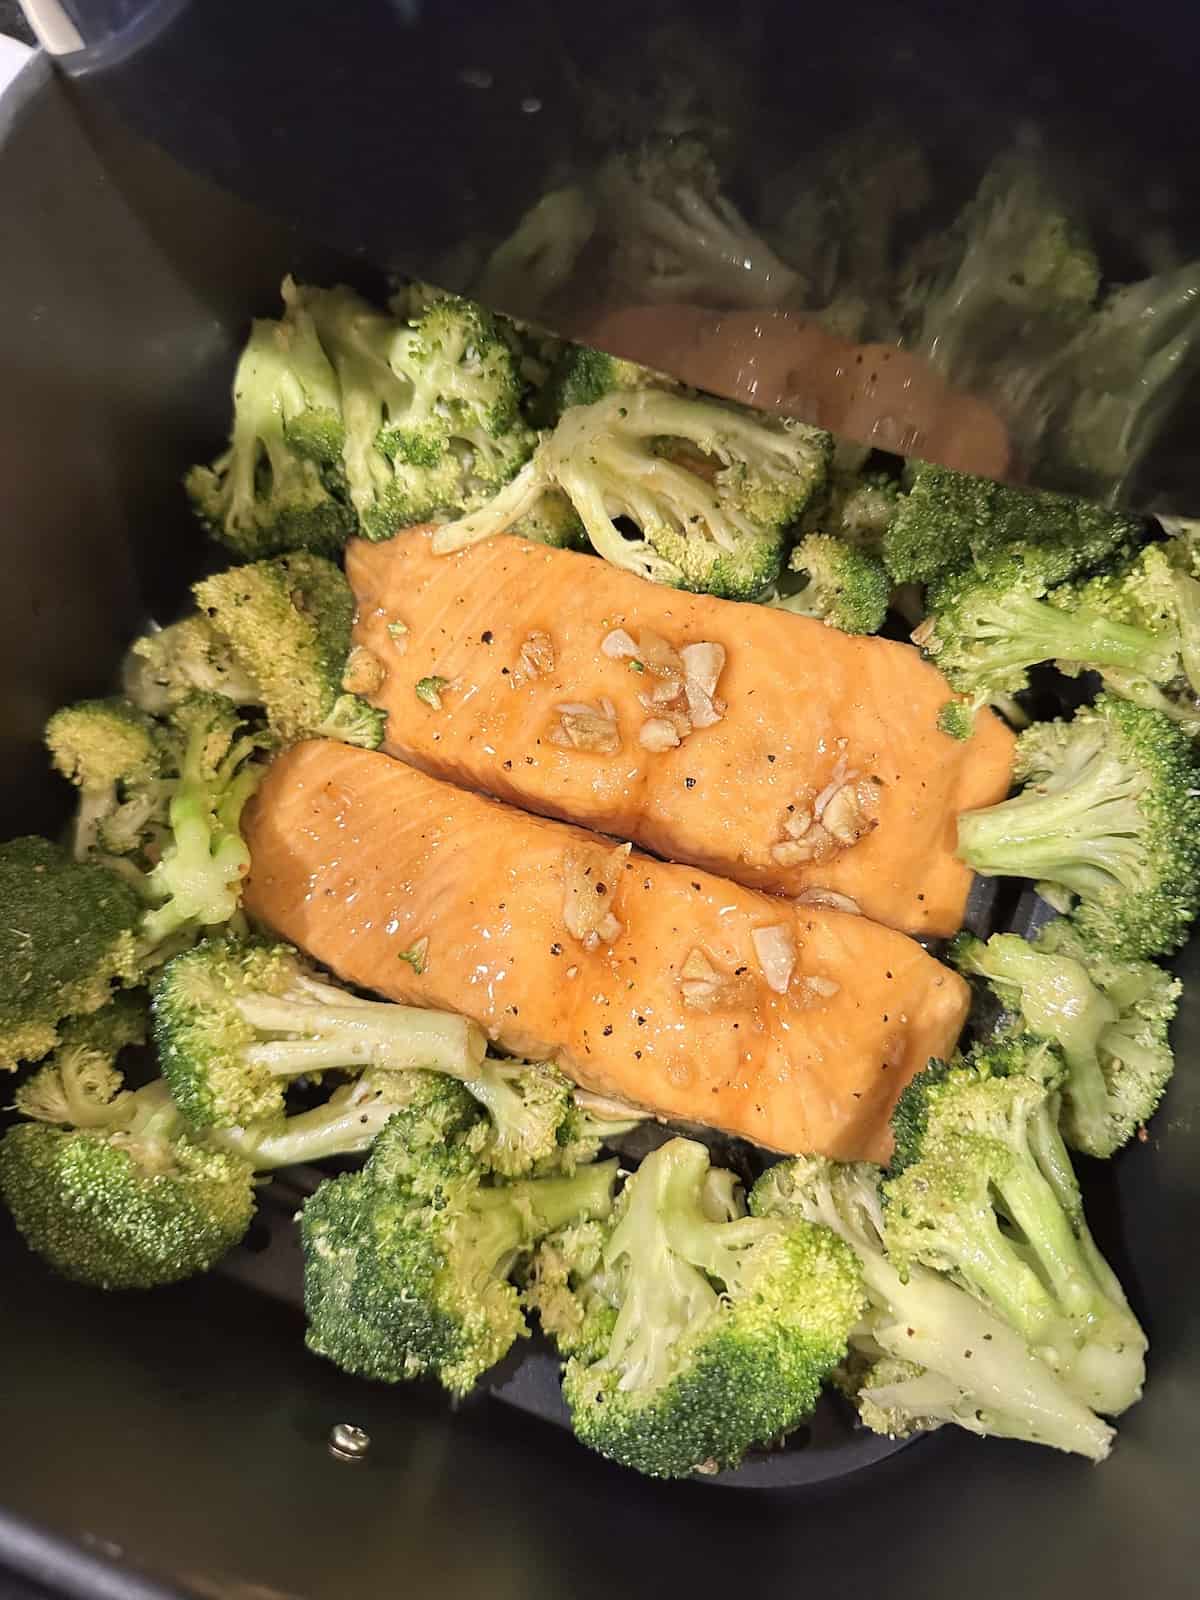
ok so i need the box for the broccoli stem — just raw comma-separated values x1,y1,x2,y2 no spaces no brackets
234,993,485,1077
957,763,1146,897
430,457,545,553
213,1078,405,1169
969,594,1178,680
462,1160,619,1282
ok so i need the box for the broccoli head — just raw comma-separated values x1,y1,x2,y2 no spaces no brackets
45,698,161,858
0,837,142,1071
532,342,668,428
774,533,889,634
298,284,535,540
301,1081,619,1394
193,553,386,748
185,287,354,560
434,388,831,601
884,1045,1147,1417
561,1137,863,1479
122,617,261,717
957,695,1200,959
750,1154,1114,1459
882,460,1138,587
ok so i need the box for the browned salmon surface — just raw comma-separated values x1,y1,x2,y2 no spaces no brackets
242,743,971,1163
347,529,1015,938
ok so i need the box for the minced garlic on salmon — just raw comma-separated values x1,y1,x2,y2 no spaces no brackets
346,528,1015,939
242,742,971,1163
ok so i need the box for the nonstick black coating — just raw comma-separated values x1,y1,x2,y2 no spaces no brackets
0,50,1199,1600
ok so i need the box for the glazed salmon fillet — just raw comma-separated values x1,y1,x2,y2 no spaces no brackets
242,742,970,1163
347,529,1014,938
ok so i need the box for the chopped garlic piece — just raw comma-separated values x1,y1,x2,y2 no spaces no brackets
562,842,630,947
822,779,879,847
601,627,638,659
518,630,555,679
796,888,862,915
679,641,725,698
550,702,620,754
806,975,840,998
752,923,796,995
639,717,682,752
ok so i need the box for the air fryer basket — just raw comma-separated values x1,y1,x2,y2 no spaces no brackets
1,51,1199,1600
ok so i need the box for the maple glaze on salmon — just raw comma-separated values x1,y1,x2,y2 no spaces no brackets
242,743,970,1163
347,529,1014,938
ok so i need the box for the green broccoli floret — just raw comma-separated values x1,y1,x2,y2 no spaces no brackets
44,698,161,858
185,284,354,560
0,1076,256,1290
774,534,889,634
597,134,802,311
750,1155,1113,1459
134,695,265,955
122,617,261,716
152,937,485,1129
532,343,667,427
956,695,1200,959
953,924,1180,1158
193,553,385,748
153,938,581,1176
937,700,978,741
560,1137,863,1479
882,461,1138,587
0,837,142,1071
814,468,902,555
301,1081,619,1395
434,389,831,601
522,1217,619,1361
297,284,535,540
915,545,1180,710
509,491,589,550
884,1046,1146,1418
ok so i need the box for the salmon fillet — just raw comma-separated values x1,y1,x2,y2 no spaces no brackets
242,742,970,1162
347,529,1015,938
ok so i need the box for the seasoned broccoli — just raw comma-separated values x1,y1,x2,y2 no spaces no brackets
597,134,802,311
882,460,1138,587
774,534,889,634
811,467,902,556
13,993,147,1127
193,553,386,748
434,389,831,601
956,695,1200,959
0,1076,255,1290
559,1137,864,1479
153,937,586,1176
297,284,535,539
0,837,141,1071
751,1155,1114,1459
509,491,589,551
884,1045,1147,1418
914,545,1180,710
45,698,160,858
122,617,260,716
135,695,265,955
474,186,598,323
532,342,667,427
301,1079,619,1395
953,927,1180,1157
185,285,354,559
153,937,484,1128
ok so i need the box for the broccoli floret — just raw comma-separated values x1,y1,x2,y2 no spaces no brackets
532,343,668,427
0,1076,256,1290
904,151,1099,384
434,389,831,601
956,695,1200,959
0,837,142,1071
597,135,802,311
474,186,598,323
193,553,385,748
185,287,354,560
122,617,261,716
774,534,889,634
152,937,485,1129
153,938,581,1175
915,546,1180,709
882,461,1138,588
301,1084,619,1395
937,701,977,741
560,1137,863,1479
522,1217,619,1361
954,924,1180,1157
134,695,265,955
750,1155,1113,1459
297,284,535,540
814,468,902,556
509,491,589,551
44,698,161,859
883,1047,1146,1417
